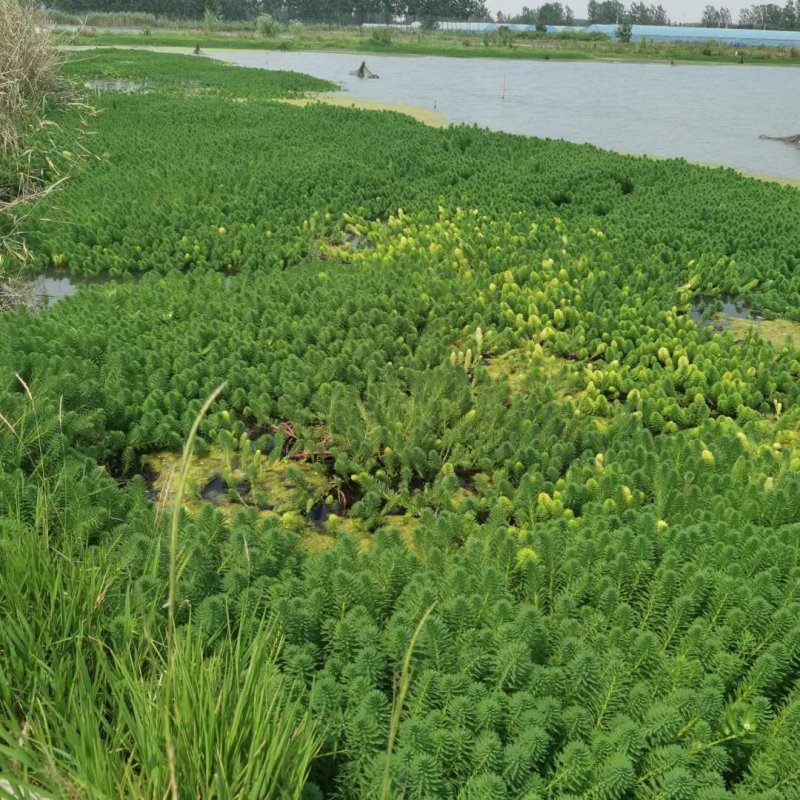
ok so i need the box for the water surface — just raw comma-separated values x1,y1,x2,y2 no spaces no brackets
85,78,150,93
31,275,80,309
213,50,800,181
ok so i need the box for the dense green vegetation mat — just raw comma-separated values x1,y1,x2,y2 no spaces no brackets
4,49,800,797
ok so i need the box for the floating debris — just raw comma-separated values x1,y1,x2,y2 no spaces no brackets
350,61,379,80
759,133,800,146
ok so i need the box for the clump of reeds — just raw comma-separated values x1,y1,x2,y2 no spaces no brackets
0,0,65,299
0,0,59,161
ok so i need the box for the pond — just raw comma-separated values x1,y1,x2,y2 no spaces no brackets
31,275,80,310
211,50,800,181
29,272,230,311
690,298,761,326
85,78,151,93
689,296,800,349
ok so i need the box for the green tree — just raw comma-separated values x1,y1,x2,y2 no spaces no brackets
701,4,729,25
512,5,538,22
701,4,718,25
587,0,624,23
783,0,798,28
628,2,669,23
537,2,573,24
738,2,788,27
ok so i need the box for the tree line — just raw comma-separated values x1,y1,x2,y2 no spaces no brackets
498,1,668,25
702,2,800,29
276,0,491,24
503,0,800,29
586,1,668,24
44,0,490,22
44,0,259,18
498,3,575,24
45,0,800,29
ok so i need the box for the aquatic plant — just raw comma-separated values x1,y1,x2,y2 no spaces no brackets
2,49,800,797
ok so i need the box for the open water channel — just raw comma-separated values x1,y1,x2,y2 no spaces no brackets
212,50,800,181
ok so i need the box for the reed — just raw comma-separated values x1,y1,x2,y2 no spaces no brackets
0,0,59,158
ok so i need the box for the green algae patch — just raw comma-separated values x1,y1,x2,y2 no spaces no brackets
276,95,447,128
381,514,420,550
298,530,338,553
725,315,800,349
298,513,419,553
143,445,328,518
484,347,532,395
141,446,416,552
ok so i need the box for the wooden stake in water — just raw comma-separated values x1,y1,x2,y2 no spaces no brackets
501,74,507,100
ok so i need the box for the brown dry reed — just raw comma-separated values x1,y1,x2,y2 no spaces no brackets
0,0,59,160
0,0,63,293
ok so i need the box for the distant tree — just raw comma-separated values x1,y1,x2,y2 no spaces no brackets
617,16,633,39
783,0,797,28
507,2,574,24
738,5,752,24
701,4,732,26
217,0,261,19
628,2,647,21
539,2,568,23
738,2,786,27
627,2,668,23
587,0,625,23
701,4,718,25
511,5,537,22
276,0,489,23
652,3,668,23
538,2,563,24
760,2,787,26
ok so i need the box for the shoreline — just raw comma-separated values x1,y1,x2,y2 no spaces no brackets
61,30,800,68
69,45,800,188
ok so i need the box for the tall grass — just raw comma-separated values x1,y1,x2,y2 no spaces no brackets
0,387,321,798
0,620,321,799
83,10,159,28
379,603,436,800
42,8,80,25
54,11,266,32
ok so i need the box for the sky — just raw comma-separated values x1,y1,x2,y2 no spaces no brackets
485,1,745,24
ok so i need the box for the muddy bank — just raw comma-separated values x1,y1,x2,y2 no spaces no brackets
276,93,446,128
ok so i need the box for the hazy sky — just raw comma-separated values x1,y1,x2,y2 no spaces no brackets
486,1,744,24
